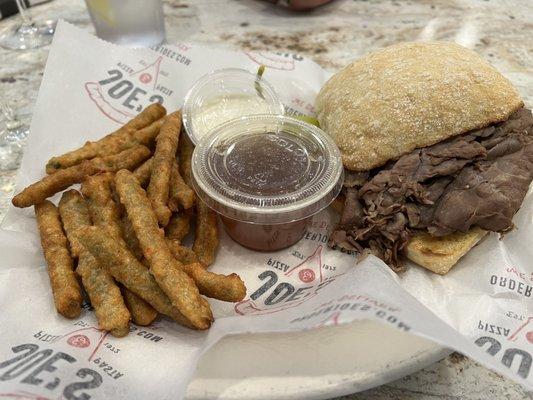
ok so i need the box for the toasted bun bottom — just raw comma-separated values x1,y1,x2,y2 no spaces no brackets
404,227,488,275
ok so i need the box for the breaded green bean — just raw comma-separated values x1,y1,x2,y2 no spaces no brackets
81,173,158,322
193,201,219,267
82,173,140,256
120,215,144,260
58,190,91,259
178,131,194,187
13,145,151,208
46,103,165,173
57,186,131,336
122,288,158,326
35,201,82,318
76,226,197,329
115,170,213,329
130,118,164,147
165,239,198,264
166,239,246,302
182,263,246,303
147,111,182,226
81,173,124,240
165,211,192,242
169,159,195,211
133,157,153,188
77,254,131,337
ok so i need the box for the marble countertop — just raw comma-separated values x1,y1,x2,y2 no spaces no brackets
1,0,532,399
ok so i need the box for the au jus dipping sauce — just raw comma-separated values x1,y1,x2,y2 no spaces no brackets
191,115,344,251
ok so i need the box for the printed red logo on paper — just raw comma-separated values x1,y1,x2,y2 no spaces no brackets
139,72,153,84
298,268,315,283
235,245,344,316
67,334,91,348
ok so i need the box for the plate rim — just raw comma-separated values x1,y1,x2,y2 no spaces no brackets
186,323,452,400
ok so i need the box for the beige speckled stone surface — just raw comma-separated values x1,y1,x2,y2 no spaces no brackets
0,1,532,399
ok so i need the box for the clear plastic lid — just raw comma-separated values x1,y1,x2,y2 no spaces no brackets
191,114,344,224
182,68,285,144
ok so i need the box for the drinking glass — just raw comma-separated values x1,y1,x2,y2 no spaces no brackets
85,0,166,47
0,100,29,171
0,0,55,50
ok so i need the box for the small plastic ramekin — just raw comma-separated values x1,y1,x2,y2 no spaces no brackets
191,114,344,251
182,68,285,145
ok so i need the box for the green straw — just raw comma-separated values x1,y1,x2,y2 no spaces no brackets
255,65,266,99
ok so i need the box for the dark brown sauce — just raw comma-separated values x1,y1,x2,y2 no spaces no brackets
221,216,311,251
214,132,314,198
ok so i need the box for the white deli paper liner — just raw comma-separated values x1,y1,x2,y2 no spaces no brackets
0,21,531,399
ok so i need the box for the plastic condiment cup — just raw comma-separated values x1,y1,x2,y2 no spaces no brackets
182,68,285,145
191,114,344,251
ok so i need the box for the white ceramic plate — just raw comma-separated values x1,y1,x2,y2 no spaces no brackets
186,320,450,400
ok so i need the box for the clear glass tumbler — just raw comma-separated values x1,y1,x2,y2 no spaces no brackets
85,0,166,47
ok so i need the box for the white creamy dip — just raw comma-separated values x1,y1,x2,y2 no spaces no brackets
192,94,274,139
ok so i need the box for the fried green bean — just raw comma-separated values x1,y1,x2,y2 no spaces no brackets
166,239,246,302
120,215,144,260
147,111,182,226
81,172,158,324
122,288,158,326
82,173,140,256
165,239,198,264
77,255,131,337
115,169,213,329
130,118,165,147
76,226,197,329
133,157,153,188
57,187,131,336
169,159,195,211
46,103,165,173
81,173,124,240
178,131,194,187
35,201,82,318
13,145,151,208
165,211,192,242
58,190,91,259
193,201,219,267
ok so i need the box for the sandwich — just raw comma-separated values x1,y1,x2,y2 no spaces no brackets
315,42,533,274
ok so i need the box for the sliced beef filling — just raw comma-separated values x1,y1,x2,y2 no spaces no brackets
331,108,533,271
